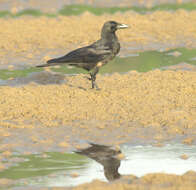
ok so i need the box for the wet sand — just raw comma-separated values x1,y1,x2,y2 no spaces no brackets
62,171,196,190
1,173,196,190
5,172,196,190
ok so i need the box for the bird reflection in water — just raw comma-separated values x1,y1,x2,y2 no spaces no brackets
75,143,123,181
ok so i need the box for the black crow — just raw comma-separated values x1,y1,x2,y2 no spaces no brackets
36,21,128,89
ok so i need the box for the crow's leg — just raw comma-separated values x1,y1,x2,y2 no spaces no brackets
90,73,98,89
89,67,99,89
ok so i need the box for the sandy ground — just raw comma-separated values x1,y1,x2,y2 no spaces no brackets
3,172,196,190
2,11,196,69
0,9,196,190
0,70,195,155
1,70,195,130
57,171,196,190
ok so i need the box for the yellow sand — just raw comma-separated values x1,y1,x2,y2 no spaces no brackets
1,10,196,60
66,171,196,190
0,70,195,133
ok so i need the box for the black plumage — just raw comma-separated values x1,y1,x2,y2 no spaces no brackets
36,21,128,89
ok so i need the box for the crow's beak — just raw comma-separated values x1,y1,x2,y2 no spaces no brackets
117,23,129,29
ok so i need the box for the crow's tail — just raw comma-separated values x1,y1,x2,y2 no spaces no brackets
36,58,59,68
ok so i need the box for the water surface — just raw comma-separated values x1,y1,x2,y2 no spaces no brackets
1,143,196,188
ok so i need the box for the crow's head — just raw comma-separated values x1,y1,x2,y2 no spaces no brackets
102,21,128,34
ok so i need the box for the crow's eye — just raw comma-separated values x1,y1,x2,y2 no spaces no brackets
111,25,116,30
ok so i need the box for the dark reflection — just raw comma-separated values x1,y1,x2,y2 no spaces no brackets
75,143,122,181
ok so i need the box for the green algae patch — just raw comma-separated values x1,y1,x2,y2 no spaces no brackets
0,68,41,80
0,152,87,179
58,3,196,16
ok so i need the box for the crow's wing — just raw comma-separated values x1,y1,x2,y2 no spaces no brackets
48,44,112,64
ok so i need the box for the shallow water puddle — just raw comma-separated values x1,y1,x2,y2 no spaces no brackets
102,47,196,73
120,143,196,176
0,143,196,188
